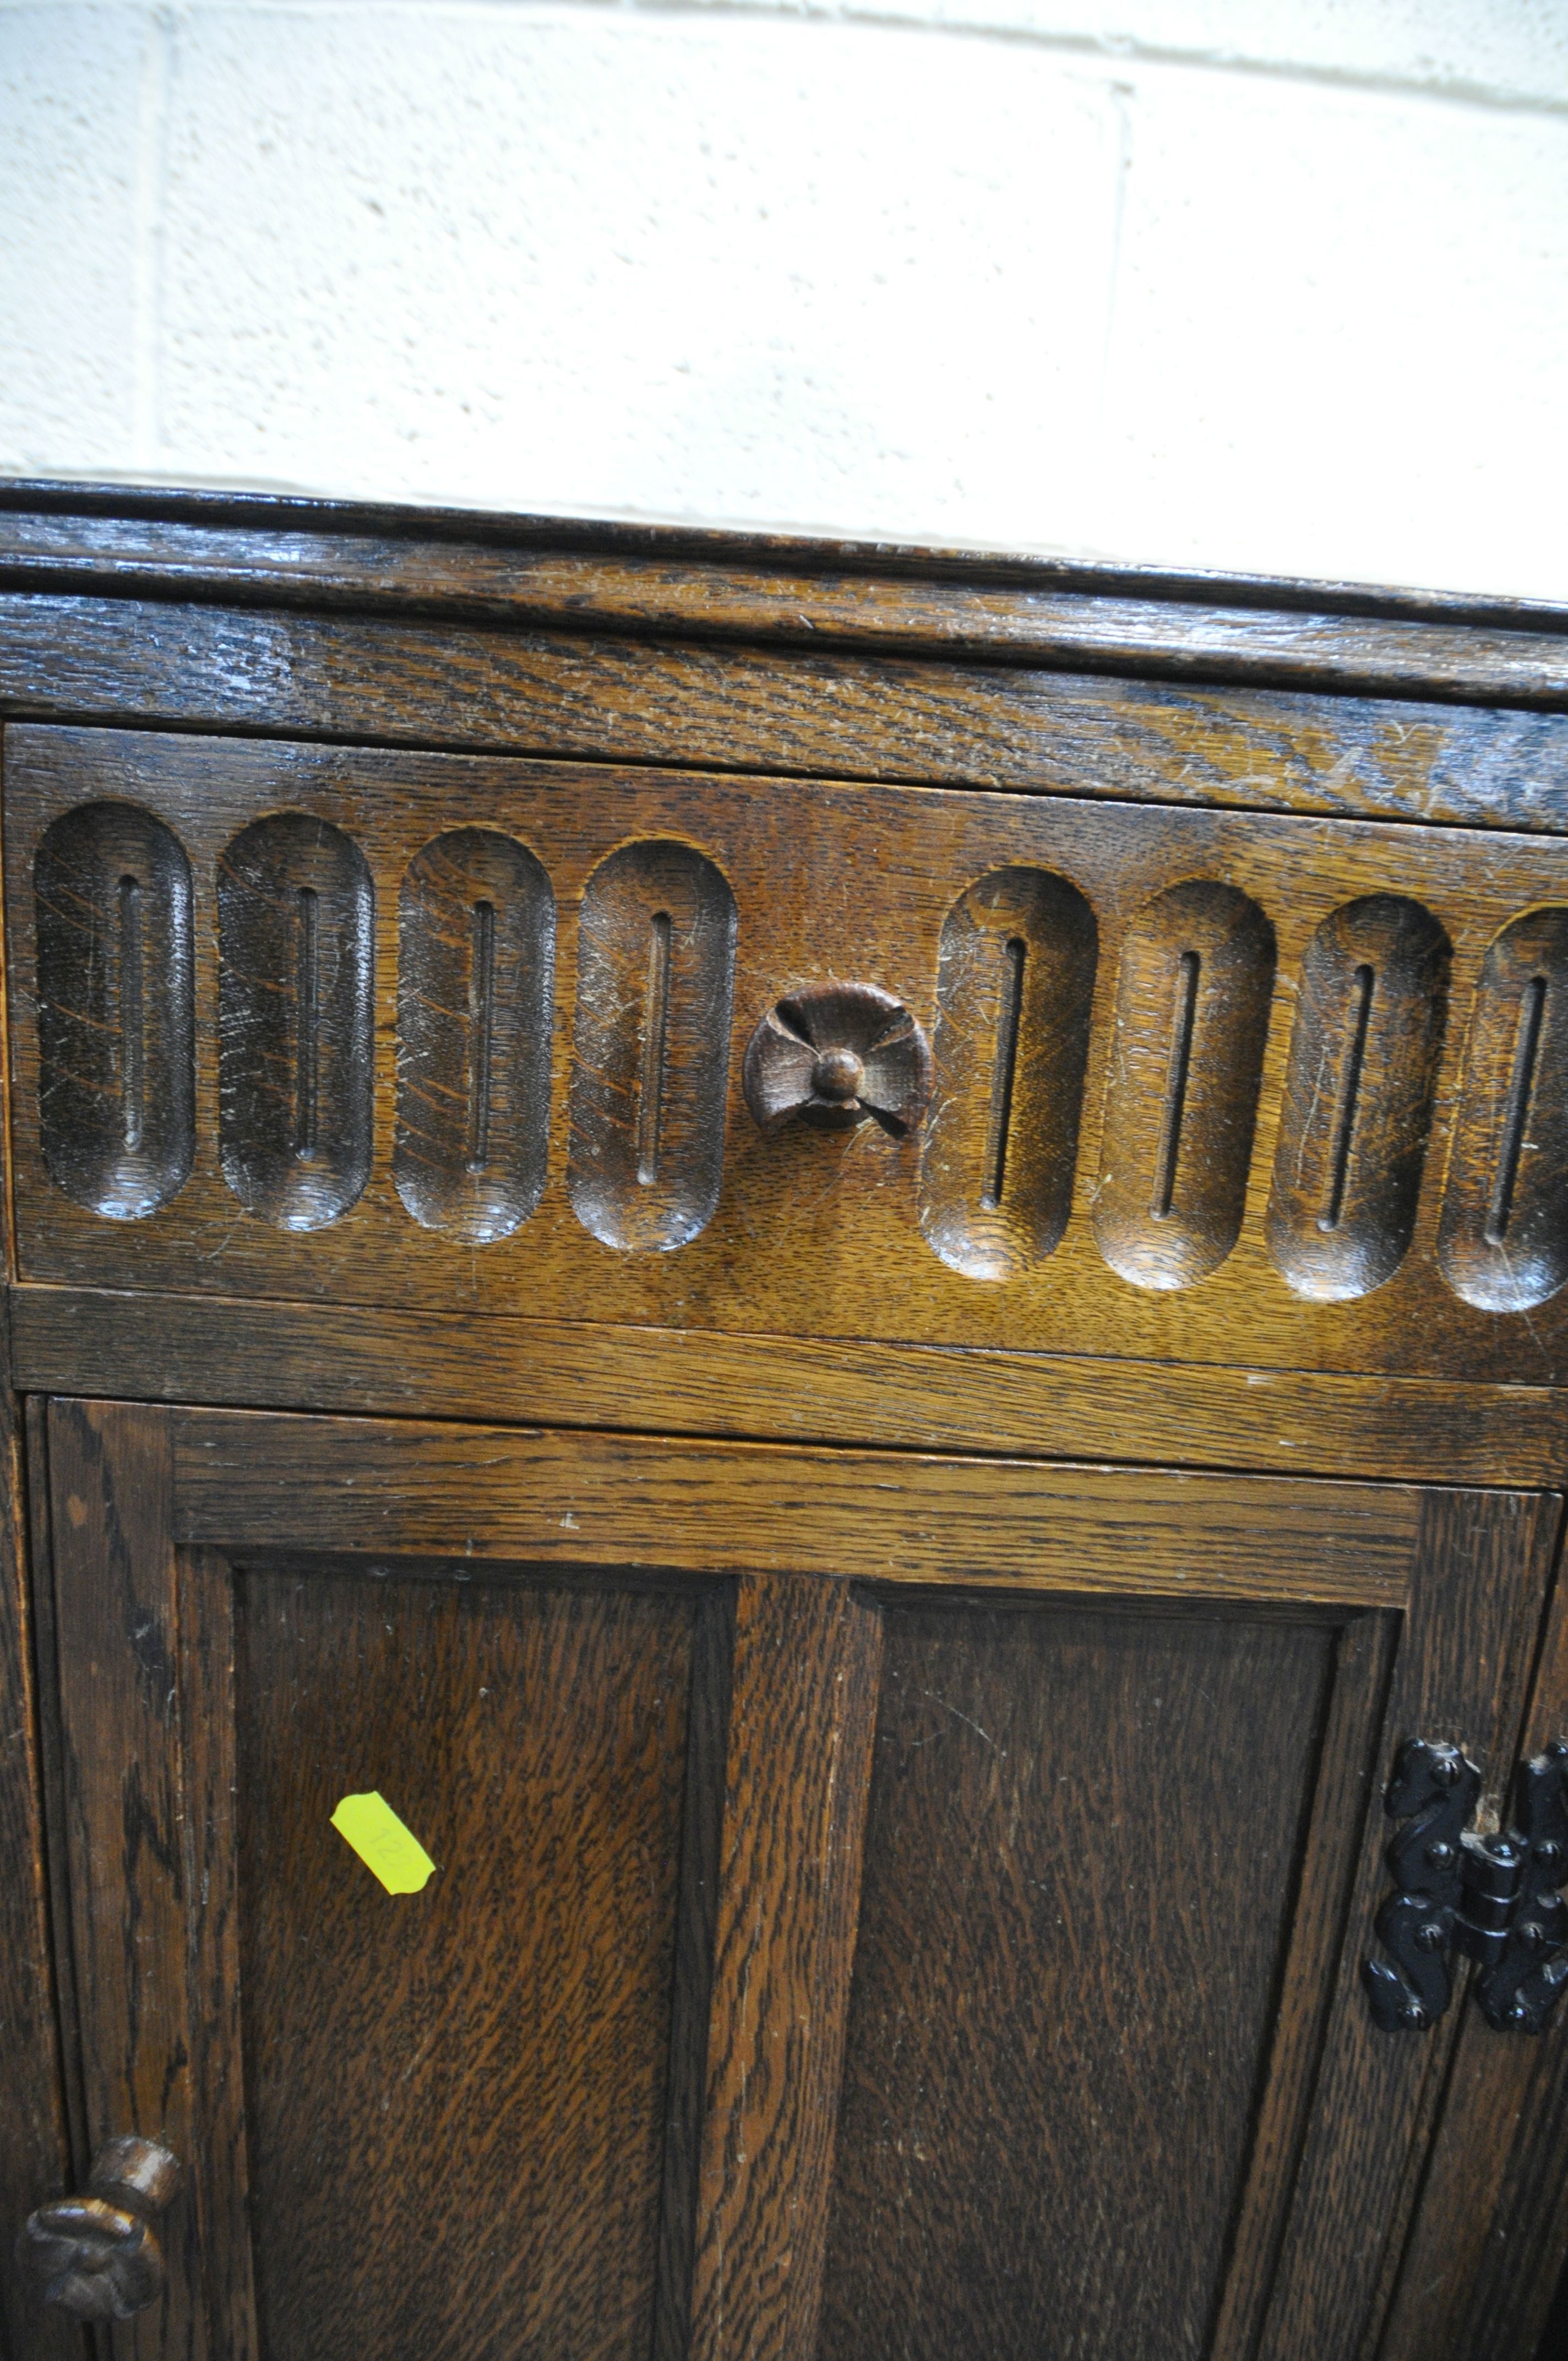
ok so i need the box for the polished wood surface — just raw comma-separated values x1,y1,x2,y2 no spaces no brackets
235,1557,700,2360
0,1382,77,2361
20,2136,181,2322
12,726,1568,1383
690,1574,881,2361
163,1411,1422,1603
818,1595,1337,2360
6,592,1568,837
14,1282,1568,1488
7,491,1568,2361
34,1399,1560,2360
2,483,1567,706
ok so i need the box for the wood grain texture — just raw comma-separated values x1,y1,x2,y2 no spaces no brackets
14,730,1568,1383
3,494,1568,706
45,1400,209,2361
1266,895,1451,1303
1092,879,1275,1290
166,1411,1424,1606
171,1547,257,2361
32,798,195,1220
815,1593,1338,2361
1381,1510,1568,2361
0,1390,78,2361
652,1587,734,2361
689,1573,881,2361
6,596,1568,838
919,865,1097,1279
1207,1609,1398,2361
1255,1486,1561,2361
232,1555,700,2361
15,1282,1568,1489
393,826,556,1242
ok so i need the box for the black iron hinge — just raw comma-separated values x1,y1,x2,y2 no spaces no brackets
1363,1737,1568,2035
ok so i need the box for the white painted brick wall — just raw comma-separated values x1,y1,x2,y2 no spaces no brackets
2,1,1566,595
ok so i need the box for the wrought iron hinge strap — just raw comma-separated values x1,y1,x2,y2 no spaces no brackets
1363,1737,1568,2035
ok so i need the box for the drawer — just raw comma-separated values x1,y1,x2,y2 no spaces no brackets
9,721,1568,1382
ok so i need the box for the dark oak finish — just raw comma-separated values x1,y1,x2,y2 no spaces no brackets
9,591,1568,836
234,1559,700,2361
818,1596,1337,2361
13,727,1568,1384
0,1381,77,2361
32,1402,1559,2361
14,1279,1568,1487
690,1574,881,2361
20,2136,181,2322
7,491,1568,2361
3,485,1568,706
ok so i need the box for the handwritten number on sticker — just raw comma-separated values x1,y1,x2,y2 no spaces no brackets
330,1792,438,1894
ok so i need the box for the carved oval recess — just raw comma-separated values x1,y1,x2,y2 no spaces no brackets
1438,907,1568,1312
568,839,736,1251
394,830,556,1242
919,867,1098,1280
218,813,375,1232
34,801,195,1220
1266,895,1450,1302
1093,880,1276,1291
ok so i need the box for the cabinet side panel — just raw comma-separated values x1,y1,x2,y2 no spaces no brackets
0,1388,77,2361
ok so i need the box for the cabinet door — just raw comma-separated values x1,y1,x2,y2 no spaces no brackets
31,1402,1559,2360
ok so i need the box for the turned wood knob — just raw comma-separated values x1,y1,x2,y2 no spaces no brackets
19,2136,181,2321
743,981,933,1136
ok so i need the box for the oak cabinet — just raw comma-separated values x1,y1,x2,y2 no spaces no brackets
36,1405,1561,2361
3,488,1568,2361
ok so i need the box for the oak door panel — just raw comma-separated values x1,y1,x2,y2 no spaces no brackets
34,1403,1562,2361
816,1597,1340,2361
234,1559,699,2361
42,1402,720,2361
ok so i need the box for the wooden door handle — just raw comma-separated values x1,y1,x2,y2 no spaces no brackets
18,2136,181,2320
743,980,933,1135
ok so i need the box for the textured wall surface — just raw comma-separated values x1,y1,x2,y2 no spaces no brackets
2,1,1566,594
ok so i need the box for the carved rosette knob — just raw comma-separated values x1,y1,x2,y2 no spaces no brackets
20,2136,181,2321
743,981,933,1136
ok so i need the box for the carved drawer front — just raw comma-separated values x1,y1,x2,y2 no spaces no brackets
10,721,1568,1383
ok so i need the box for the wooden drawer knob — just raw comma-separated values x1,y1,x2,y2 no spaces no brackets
19,2136,181,2320
743,981,933,1136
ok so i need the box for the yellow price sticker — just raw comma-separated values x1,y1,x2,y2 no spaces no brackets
330,1792,438,1895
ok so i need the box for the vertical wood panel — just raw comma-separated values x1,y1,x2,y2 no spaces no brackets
1207,1609,1398,2360
0,1390,79,2361
174,1549,257,2361
1380,1499,1568,2361
653,1586,734,2361
233,1559,696,2361
46,1400,209,2361
1256,1487,1558,2361
816,1596,1340,2361
689,1574,882,2361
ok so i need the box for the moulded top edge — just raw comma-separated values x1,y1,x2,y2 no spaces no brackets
1,482,1567,716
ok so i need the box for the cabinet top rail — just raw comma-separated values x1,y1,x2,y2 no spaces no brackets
1,477,1566,712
